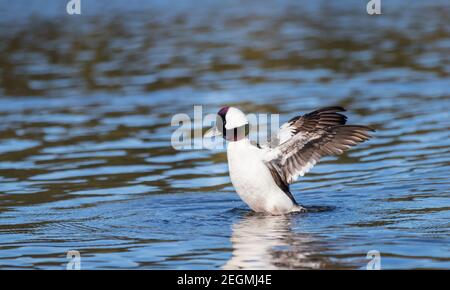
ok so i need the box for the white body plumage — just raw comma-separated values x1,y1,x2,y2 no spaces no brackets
227,138,299,214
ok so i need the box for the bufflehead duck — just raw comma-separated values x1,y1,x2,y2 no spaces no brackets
204,106,374,215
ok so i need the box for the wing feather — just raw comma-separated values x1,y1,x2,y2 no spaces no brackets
271,106,348,147
264,107,374,186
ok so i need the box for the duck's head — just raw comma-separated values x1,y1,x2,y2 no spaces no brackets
204,107,249,141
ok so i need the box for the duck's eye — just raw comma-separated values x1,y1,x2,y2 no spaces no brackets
216,114,225,132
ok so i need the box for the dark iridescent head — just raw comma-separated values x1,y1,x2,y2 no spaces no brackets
218,106,230,118
204,107,249,141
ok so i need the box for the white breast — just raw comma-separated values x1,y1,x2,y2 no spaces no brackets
227,139,296,214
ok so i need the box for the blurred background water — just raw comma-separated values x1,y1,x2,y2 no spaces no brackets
0,0,449,269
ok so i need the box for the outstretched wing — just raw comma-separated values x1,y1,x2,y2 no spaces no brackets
264,107,373,185
268,106,348,147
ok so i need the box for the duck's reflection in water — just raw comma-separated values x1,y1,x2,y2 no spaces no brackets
223,212,331,270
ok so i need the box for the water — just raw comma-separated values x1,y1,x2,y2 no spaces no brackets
0,0,449,269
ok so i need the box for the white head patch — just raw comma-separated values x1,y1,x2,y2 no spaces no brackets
225,107,249,129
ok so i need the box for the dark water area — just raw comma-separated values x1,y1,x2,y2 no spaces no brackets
0,0,449,269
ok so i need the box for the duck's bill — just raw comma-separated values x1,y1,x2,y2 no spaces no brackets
204,127,222,138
